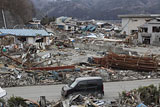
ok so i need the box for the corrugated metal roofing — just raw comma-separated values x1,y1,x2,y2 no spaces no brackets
0,29,50,37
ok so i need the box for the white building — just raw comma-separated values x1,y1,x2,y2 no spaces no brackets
118,14,160,35
138,18,160,46
54,16,79,31
56,16,73,24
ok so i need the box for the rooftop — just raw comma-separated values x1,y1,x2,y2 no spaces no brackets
118,14,160,18
76,77,102,81
0,29,50,37
0,33,8,36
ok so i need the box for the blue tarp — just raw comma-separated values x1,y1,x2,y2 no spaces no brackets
81,24,97,32
89,26,96,31
137,103,147,107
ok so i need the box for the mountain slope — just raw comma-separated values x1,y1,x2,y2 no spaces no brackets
32,0,160,20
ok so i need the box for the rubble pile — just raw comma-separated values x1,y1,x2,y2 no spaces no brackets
96,69,160,82
0,95,115,107
0,45,40,68
0,65,159,88
0,47,160,88
0,67,66,87
119,84,160,106
61,94,108,107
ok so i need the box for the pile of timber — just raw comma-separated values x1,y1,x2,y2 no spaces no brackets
93,53,158,71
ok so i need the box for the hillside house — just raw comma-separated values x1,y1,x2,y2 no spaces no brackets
54,17,79,31
26,18,42,29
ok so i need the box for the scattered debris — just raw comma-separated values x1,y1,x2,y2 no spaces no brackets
62,94,107,107
119,84,160,106
0,87,6,98
0,15,160,107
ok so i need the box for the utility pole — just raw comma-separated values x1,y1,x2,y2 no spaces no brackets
2,9,7,28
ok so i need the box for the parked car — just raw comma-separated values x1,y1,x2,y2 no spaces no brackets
61,77,104,98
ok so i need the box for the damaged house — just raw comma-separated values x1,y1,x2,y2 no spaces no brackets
119,14,160,35
138,18,160,46
0,29,50,45
54,16,79,31
26,18,42,29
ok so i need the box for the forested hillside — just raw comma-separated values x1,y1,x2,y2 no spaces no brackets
0,0,35,28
